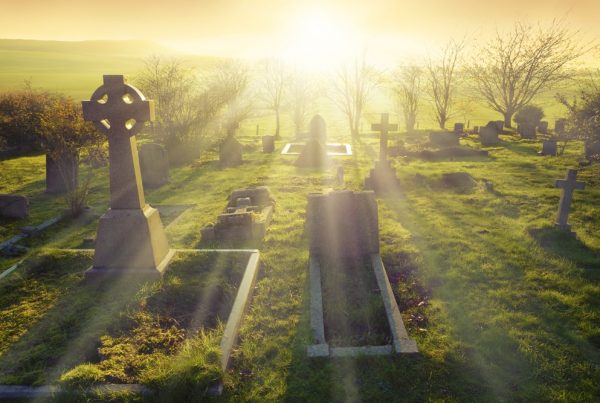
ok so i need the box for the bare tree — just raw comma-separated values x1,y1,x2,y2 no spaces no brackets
391,65,423,131
259,60,288,139
330,52,380,139
426,39,465,129
469,20,590,128
287,70,317,136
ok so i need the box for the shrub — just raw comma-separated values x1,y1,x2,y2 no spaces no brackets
514,105,545,127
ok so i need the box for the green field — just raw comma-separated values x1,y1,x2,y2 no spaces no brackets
0,118,599,401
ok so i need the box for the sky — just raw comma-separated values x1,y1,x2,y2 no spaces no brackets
0,0,598,64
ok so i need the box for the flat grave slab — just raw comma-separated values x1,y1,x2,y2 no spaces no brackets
281,143,352,156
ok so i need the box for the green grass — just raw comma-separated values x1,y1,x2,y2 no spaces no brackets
0,121,599,401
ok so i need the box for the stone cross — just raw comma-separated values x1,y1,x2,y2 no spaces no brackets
372,113,397,161
554,168,585,232
82,75,154,209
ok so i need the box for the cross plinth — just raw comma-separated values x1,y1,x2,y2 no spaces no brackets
82,75,172,277
554,168,585,233
372,113,398,161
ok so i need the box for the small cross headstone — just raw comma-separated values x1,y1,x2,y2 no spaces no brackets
554,168,585,234
372,113,398,161
220,123,243,167
82,75,172,276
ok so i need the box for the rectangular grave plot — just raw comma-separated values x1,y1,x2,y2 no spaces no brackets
320,255,392,347
0,250,257,388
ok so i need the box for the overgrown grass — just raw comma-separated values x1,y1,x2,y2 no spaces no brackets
0,123,599,401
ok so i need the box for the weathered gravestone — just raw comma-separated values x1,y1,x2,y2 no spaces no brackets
46,152,79,193
538,121,549,134
479,125,499,146
364,113,400,194
295,114,329,168
555,119,566,135
554,168,585,235
201,186,274,242
262,135,275,153
585,140,600,159
429,131,460,147
220,124,243,167
139,143,169,188
82,75,173,277
519,124,536,139
0,195,29,219
539,139,557,156
454,122,465,135
309,114,327,144
493,120,504,133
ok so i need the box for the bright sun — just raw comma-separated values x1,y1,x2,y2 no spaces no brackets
281,11,358,71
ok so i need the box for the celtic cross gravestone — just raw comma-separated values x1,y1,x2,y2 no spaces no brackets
554,168,585,234
82,75,173,277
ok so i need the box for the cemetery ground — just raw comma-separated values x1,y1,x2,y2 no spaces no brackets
0,127,599,401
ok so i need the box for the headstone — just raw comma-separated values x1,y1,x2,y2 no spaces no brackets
201,186,274,242
46,152,79,193
220,135,243,167
429,131,460,148
493,121,504,133
539,140,557,156
473,126,479,134
538,121,548,134
0,195,29,219
262,135,275,153
479,126,499,146
520,124,536,139
585,140,600,159
139,143,169,188
309,114,327,144
555,119,566,135
453,123,464,134
295,138,329,168
554,168,585,234
81,75,172,277
306,190,379,259
372,113,397,161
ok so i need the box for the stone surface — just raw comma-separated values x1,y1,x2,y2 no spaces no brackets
364,159,401,195
479,125,499,146
539,140,557,156
555,119,566,135
139,143,169,188
82,75,171,276
554,168,585,233
453,123,465,134
294,139,330,168
520,123,537,139
493,120,504,132
309,114,327,143
46,152,79,193
262,135,275,153
429,131,460,148
372,113,398,161
219,136,243,167
538,121,549,134
585,140,600,159
0,194,29,219
306,190,379,258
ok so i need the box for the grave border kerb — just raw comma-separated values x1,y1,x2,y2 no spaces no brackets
307,253,418,358
0,247,260,399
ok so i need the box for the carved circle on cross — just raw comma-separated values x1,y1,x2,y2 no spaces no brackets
82,75,154,138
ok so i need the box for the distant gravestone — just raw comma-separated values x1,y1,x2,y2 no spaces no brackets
493,121,504,133
473,126,480,134
539,140,557,156
262,135,275,153
220,135,243,167
0,195,29,219
555,119,566,135
479,126,499,146
372,113,397,161
82,75,172,277
453,123,464,134
46,152,79,193
554,168,585,234
306,190,379,259
429,132,459,148
365,113,400,194
520,124,536,139
538,121,549,134
139,143,169,188
585,140,600,159
309,114,327,144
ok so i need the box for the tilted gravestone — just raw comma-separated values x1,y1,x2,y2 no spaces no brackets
554,168,585,235
46,152,79,193
364,113,400,194
82,75,172,277
306,190,379,259
538,121,549,134
0,195,29,219
539,140,557,156
262,135,275,153
429,131,459,148
139,143,169,188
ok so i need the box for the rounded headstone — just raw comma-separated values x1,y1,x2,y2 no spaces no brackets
309,114,327,144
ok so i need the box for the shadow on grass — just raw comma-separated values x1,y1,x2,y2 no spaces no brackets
528,225,600,271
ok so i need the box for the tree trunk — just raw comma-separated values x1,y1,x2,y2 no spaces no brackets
275,109,281,139
504,112,513,128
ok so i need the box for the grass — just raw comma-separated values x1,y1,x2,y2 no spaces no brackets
0,120,599,401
